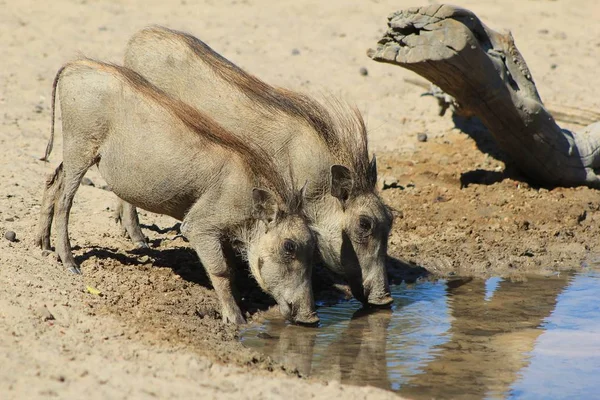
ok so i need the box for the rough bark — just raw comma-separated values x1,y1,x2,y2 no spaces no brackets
367,4,600,188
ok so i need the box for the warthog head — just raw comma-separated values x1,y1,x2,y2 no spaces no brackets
247,187,318,325
318,158,394,307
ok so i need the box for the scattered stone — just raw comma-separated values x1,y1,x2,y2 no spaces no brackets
577,210,587,223
380,176,400,190
99,184,111,191
538,29,549,35
417,132,428,142
98,26,107,31
553,31,567,40
4,217,14,222
291,48,300,56
38,305,55,321
139,255,152,264
4,230,16,242
80,177,94,187
34,104,43,114
359,67,368,76
550,63,558,70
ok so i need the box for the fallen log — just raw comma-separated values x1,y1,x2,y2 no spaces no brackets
368,4,600,188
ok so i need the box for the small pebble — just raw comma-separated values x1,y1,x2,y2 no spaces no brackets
4,231,16,242
359,67,368,76
291,48,300,56
381,176,400,190
34,104,43,113
550,63,557,70
80,177,94,187
417,133,428,142
139,255,152,264
39,305,55,321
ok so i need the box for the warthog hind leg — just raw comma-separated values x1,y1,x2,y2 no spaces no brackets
54,160,95,274
114,199,148,248
36,163,64,251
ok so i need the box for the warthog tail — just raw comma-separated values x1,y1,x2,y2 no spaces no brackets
40,65,67,162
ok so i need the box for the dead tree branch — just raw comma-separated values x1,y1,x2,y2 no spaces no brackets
368,4,600,187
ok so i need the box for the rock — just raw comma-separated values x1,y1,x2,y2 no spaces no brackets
4,230,16,242
139,255,152,264
80,177,94,187
291,48,300,56
34,104,44,113
4,217,14,222
359,67,368,76
38,305,55,321
417,133,428,142
380,176,400,190
41,250,52,257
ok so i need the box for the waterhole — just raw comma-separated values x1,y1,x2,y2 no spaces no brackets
241,270,600,399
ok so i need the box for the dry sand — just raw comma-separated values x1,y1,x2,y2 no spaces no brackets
2,0,600,398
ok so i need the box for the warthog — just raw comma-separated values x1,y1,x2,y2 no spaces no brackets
36,59,318,325
119,27,394,306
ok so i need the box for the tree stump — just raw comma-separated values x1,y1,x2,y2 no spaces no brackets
368,4,600,188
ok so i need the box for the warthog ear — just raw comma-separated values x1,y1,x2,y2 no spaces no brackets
330,165,353,204
369,154,378,188
252,188,278,225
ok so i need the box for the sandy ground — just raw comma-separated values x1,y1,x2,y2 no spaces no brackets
2,0,600,398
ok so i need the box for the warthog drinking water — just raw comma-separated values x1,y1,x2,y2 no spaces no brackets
119,27,394,306
36,59,318,325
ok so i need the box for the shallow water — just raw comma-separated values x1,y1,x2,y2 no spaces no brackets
241,270,600,399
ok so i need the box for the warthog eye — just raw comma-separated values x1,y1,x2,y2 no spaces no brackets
283,239,297,256
358,216,374,235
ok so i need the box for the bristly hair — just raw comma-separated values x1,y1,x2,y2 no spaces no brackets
57,59,306,216
143,26,376,194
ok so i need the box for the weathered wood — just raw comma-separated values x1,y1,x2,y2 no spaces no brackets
404,78,600,126
368,4,600,187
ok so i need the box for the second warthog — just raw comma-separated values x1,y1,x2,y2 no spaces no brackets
119,26,394,306
36,59,318,325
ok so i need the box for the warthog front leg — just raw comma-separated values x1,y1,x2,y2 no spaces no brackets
114,199,148,248
36,163,64,251
181,212,245,324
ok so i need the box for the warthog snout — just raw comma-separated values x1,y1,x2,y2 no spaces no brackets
278,298,319,325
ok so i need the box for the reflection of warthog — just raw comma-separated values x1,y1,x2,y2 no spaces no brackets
116,27,394,306
259,307,393,389
318,308,393,390
36,59,318,325
402,276,570,399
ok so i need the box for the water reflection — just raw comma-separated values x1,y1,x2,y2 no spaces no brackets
242,272,600,399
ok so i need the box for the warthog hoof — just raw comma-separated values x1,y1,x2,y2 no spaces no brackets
135,241,149,249
221,309,246,325
68,266,82,275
